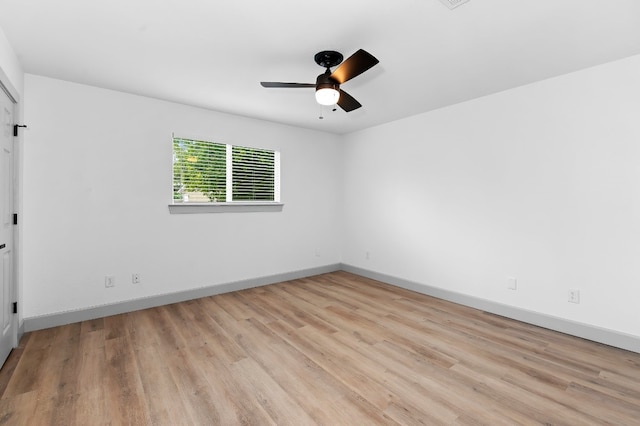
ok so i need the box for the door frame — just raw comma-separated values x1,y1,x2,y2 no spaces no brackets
0,65,21,352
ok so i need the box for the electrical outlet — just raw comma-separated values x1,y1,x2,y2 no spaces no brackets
507,277,517,290
315,248,321,257
365,251,370,260
132,273,141,284
105,276,115,288
568,289,580,304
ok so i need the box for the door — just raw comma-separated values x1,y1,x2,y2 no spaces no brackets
0,86,16,367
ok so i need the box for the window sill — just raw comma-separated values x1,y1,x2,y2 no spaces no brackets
168,202,284,214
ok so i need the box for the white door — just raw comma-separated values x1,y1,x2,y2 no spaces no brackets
0,87,16,367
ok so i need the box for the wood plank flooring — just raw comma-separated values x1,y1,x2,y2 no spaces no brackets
1,271,639,425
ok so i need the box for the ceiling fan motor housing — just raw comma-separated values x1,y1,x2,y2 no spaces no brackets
316,72,340,92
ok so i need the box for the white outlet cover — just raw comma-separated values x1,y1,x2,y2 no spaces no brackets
507,277,517,290
569,289,580,304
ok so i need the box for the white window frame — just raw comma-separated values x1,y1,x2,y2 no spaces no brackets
169,136,283,214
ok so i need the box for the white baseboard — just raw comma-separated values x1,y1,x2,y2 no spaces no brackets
23,264,342,332
341,264,640,354
18,320,24,343
23,262,639,354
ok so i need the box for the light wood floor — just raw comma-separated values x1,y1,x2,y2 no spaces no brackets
1,272,639,425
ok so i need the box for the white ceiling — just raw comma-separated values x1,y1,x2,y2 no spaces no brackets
1,0,639,134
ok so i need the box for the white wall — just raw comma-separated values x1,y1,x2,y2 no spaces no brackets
23,74,342,318
342,54,640,337
0,26,23,94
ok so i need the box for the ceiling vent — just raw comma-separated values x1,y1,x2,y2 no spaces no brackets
439,0,471,9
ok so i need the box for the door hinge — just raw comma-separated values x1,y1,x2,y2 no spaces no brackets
13,124,27,137
13,213,17,225
12,302,17,314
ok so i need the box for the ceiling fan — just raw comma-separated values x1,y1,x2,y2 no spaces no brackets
260,49,379,112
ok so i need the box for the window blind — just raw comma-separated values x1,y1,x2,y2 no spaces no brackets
232,145,275,201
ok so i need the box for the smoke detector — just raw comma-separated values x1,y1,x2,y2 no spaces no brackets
439,0,471,9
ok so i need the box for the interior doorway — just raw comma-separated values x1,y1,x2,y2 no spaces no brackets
0,78,18,368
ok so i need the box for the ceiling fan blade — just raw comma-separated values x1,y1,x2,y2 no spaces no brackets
260,82,315,88
337,89,362,112
330,49,379,84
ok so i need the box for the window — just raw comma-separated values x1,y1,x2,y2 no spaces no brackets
171,137,281,213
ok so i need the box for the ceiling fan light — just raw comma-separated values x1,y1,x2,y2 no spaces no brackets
315,87,340,106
